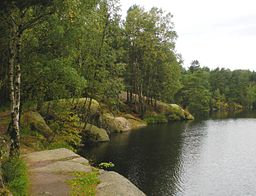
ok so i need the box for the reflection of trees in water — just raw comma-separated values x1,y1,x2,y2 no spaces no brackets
80,121,206,196
122,123,190,196
210,110,256,119
81,114,256,195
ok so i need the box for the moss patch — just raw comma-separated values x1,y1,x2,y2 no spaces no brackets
67,170,100,196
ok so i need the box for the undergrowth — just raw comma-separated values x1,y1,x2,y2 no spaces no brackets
2,158,29,196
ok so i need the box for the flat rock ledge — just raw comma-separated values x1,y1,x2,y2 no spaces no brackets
23,148,145,196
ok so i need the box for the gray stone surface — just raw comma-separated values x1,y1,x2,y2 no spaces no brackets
24,148,91,196
96,171,146,196
31,161,92,173
24,148,145,196
24,148,79,163
70,157,89,165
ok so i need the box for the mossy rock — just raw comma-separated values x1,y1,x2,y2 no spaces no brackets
101,113,131,133
21,111,53,139
84,124,110,142
155,101,194,121
184,110,195,120
122,114,147,130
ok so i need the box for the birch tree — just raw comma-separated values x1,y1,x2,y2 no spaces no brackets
1,0,53,155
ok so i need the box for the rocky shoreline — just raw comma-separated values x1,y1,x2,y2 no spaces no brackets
24,148,145,196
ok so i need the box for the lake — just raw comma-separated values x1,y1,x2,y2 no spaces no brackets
79,111,256,195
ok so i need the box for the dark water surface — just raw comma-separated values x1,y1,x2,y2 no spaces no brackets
80,111,256,196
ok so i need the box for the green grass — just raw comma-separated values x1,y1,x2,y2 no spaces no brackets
20,127,44,138
67,170,100,196
144,114,168,124
2,158,29,196
46,140,75,152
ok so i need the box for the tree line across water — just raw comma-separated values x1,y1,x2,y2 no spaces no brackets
1,0,256,154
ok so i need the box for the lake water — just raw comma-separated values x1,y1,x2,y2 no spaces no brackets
80,112,256,196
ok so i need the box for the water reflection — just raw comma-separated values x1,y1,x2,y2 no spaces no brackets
80,122,194,195
79,112,256,196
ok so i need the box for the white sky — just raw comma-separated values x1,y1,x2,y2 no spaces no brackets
119,0,256,71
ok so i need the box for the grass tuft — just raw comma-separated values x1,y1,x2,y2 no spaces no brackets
2,158,29,196
67,170,100,196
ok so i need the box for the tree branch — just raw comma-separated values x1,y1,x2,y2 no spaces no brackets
21,11,53,32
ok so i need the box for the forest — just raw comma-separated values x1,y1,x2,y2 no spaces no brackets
1,0,256,152
1,0,256,194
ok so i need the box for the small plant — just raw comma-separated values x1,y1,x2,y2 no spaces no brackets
99,162,115,169
67,171,100,196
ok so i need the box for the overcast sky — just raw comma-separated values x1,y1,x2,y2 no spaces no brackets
119,0,256,71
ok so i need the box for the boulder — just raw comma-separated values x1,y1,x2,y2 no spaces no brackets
84,124,110,142
101,113,147,133
31,161,92,173
122,114,147,130
24,148,145,196
97,171,145,196
101,113,131,133
24,148,79,163
156,102,194,121
23,148,92,196
21,111,53,139
184,110,195,120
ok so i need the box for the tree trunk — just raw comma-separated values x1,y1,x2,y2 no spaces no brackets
83,97,93,130
8,22,22,156
126,90,129,103
0,171,4,189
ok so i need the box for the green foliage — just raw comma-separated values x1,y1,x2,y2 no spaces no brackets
2,158,29,196
124,5,181,114
99,162,115,169
177,67,211,117
46,140,75,152
144,114,168,124
67,171,100,196
1,0,256,134
20,127,44,138
0,136,10,163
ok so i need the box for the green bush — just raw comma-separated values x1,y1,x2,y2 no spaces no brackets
2,158,29,196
